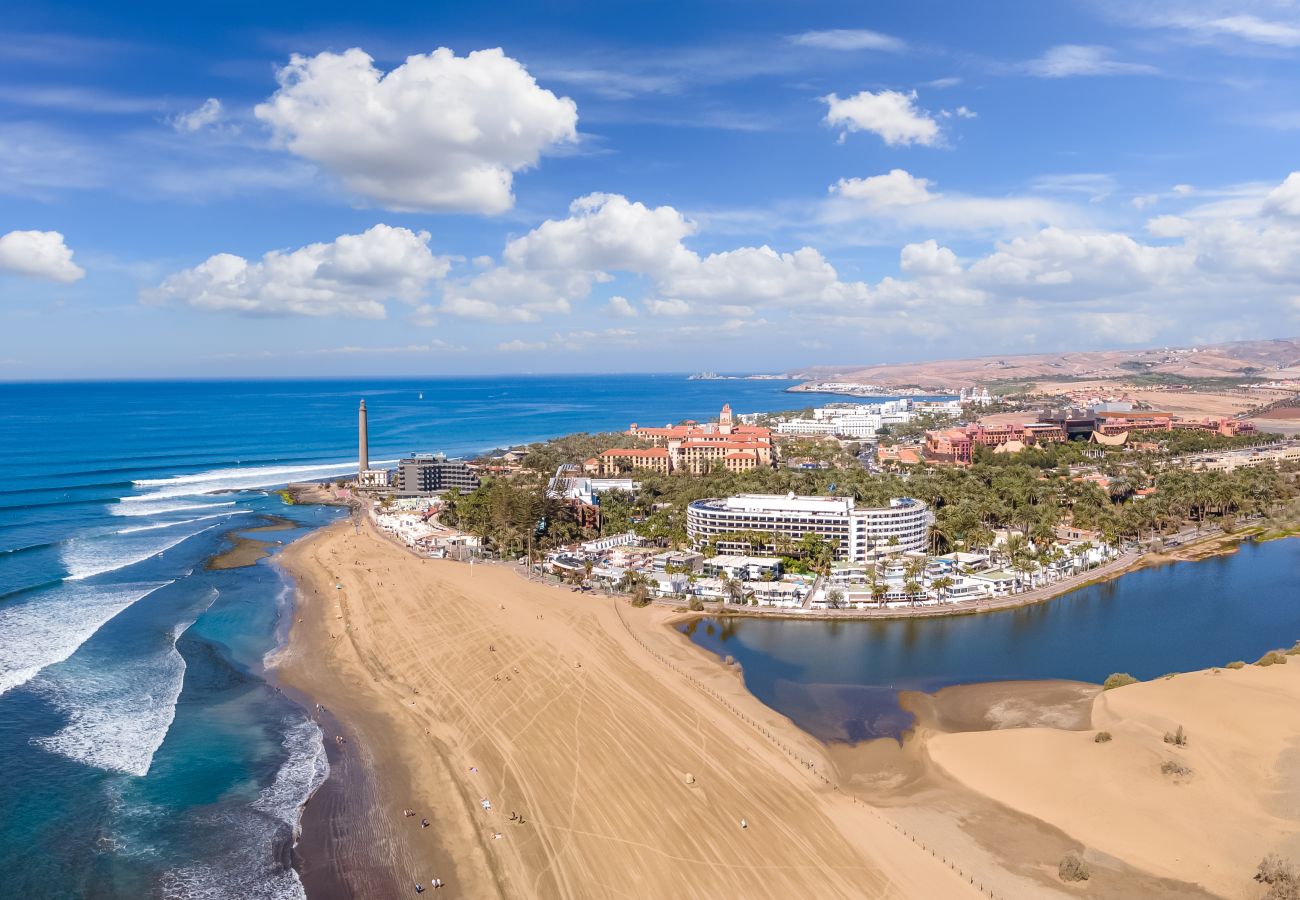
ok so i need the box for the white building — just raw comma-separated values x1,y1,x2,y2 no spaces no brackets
686,493,930,562
776,419,838,436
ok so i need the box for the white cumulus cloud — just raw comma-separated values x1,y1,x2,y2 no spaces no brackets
144,224,449,318
830,169,1066,232
255,47,578,214
823,90,942,147
0,229,85,282
816,89,941,145
607,295,638,317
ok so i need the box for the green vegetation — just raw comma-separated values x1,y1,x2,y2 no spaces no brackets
1094,731,1112,743
1125,428,1280,455
1057,853,1090,882
1256,650,1289,667
1160,760,1192,777
442,417,1298,563
1163,725,1187,747
275,489,295,505
1226,660,1246,669
1103,672,1138,690
519,431,651,473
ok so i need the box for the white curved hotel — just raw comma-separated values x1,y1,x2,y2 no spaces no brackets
686,494,930,562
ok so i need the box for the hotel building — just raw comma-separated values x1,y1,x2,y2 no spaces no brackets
600,404,774,475
686,493,930,562
393,453,481,496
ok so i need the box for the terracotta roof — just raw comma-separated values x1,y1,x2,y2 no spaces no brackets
601,448,669,458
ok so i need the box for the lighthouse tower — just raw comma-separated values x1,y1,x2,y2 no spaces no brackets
358,399,369,473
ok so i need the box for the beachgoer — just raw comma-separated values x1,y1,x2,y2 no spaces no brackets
415,884,424,894
421,818,429,828
740,818,748,829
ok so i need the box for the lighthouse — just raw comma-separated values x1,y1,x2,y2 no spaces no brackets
358,399,369,473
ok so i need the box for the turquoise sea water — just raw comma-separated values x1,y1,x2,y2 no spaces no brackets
682,538,1300,743
0,375,824,899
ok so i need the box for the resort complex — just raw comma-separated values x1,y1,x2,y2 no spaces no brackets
685,493,930,561
595,404,775,475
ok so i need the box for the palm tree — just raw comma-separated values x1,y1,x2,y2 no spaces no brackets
903,579,922,606
871,581,889,607
931,575,954,602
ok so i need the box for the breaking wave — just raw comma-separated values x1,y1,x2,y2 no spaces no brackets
0,582,170,698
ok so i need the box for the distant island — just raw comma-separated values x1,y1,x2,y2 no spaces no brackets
686,372,792,380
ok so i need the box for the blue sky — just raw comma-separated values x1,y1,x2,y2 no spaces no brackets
3,0,1300,378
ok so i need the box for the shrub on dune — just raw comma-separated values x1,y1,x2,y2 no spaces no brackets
1102,672,1138,690
1058,852,1090,882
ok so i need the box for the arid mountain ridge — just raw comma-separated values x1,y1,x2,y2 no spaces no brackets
791,337,1300,390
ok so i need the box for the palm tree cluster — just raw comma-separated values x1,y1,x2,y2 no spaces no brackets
443,427,1298,565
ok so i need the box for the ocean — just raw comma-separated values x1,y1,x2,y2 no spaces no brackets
0,375,833,899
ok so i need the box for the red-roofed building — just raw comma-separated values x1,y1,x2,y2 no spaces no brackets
596,447,671,476
924,428,973,465
624,404,775,474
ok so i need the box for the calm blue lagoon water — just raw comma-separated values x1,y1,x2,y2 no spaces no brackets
0,375,812,899
682,538,1300,743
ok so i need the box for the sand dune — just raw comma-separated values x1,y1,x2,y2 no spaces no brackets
927,665,1300,898
278,520,984,899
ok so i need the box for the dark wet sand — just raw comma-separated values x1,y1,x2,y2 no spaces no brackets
207,517,295,570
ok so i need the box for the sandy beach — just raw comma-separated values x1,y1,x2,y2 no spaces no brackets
926,665,1300,898
276,517,1300,899
276,518,988,899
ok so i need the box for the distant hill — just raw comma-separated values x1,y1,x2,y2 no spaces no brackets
791,337,1300,390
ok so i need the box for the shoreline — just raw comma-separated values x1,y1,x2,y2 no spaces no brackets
275,515,989,898
632,524,1277,625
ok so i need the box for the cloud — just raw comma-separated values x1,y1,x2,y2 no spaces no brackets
497,338,548,352
833,169,936,208
823,90,942,146
829,169,1067,232
607,295,638,317
1263,172,1300,217
790,29,906,52
255,47,578,214
900,240,960,277
145,224,449,318
440,192,882,321
173,98,223,133
1093,3,1300,52
1024,45,1157,77
645,298,690,316
0,230,85,282
1191,14,1300,47
0,84,167,115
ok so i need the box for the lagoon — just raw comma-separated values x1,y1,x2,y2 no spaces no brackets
680,537,1300,742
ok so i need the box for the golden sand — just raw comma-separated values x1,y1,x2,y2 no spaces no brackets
277,519,984,899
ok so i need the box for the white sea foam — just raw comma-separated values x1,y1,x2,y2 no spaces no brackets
110,501,236,518
33,598,214,777
62,524,215,580
121,459,395,506
0,581,169,697
159,717,326,900
114,511,247,534
253,718,330,834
